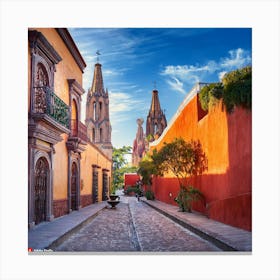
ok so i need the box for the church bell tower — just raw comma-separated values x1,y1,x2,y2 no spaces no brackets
146,88,167,140
85,59,113,159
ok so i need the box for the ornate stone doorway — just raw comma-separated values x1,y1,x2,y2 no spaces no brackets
71,162,78,210
34,157,49,224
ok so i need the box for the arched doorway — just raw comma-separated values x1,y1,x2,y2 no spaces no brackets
71,162,78,210
34,157,49,224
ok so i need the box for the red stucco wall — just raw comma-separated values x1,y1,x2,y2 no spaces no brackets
150,95,252,231
124,173,140,189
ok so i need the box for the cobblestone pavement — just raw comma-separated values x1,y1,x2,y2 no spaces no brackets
129,198,220,252
54,196,220,252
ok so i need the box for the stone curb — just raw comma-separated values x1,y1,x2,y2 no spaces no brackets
143,200,238,251
47,206,106,250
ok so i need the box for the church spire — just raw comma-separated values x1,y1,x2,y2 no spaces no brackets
146,87,167,140
85,58,113,159
149,89,162,116
91,63,105,95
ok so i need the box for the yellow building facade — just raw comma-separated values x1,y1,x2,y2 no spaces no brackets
28,28,112,228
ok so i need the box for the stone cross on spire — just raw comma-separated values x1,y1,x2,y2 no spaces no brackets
153,81,157,90
96,50,101,62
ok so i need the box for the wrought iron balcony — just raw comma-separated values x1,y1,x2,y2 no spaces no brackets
33,86,70,129
71,119,88,143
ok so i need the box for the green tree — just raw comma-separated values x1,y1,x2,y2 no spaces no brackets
137,154,158,200
152,138,208,212
137,154,157,186
112,146,137,192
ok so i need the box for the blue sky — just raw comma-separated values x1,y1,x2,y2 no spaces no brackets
68,28,252,151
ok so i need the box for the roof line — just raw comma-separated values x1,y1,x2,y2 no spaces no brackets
56,28,87,73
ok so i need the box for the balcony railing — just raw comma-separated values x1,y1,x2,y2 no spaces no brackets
33,86,70,129
71,119,88,142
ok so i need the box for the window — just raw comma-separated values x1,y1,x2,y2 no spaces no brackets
154,123,158,133
93,102,98,121
92,128,95,142
100,128,103,142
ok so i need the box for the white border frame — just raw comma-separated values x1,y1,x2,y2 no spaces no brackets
1,0,279,279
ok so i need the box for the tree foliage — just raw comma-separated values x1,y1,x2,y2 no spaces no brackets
198,66,252,113
199,83,223,111
137,154,158,186
112,146,132,170
151,138,208,187
150,137,208,212
112,146,137,191
222,66,252,112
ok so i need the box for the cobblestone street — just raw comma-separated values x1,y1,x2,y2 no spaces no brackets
54,195,220,252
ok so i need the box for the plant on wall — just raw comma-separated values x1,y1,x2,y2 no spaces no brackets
222,66,252,112
198,66,252,113
199,83,223,111
151,138,208,212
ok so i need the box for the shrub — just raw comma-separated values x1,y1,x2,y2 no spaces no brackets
222,66,252,112
174,185,204,212
145,190,155,200
199,83,223,111
125,185,142,195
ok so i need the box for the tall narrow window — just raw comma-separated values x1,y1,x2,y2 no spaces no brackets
99,102,102,118
71,99,78,136
154,123,158,133
93,102,98,121
92,128,95,142
100,128,103,142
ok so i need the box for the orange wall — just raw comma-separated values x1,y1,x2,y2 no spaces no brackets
34,28,83,105
29,28,113,218
29,28,85,202
80,143,112,202
53,134,69,199
33,28,84,201
150,95,252,231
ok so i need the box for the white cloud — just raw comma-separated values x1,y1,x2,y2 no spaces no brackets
162,62,218,79
109,91,149,127
167,77,187,95
220,48,251,69
109,92,146,114
218,71,227,81
161,48,251,94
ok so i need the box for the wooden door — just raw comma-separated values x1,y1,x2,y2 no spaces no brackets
34,158,48,224
71,162,78,210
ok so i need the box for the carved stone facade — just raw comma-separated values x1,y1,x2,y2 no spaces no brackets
28,29,112,230
146,89,167,140
85,63,113,159
28,30,65,228
132,118,146,166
